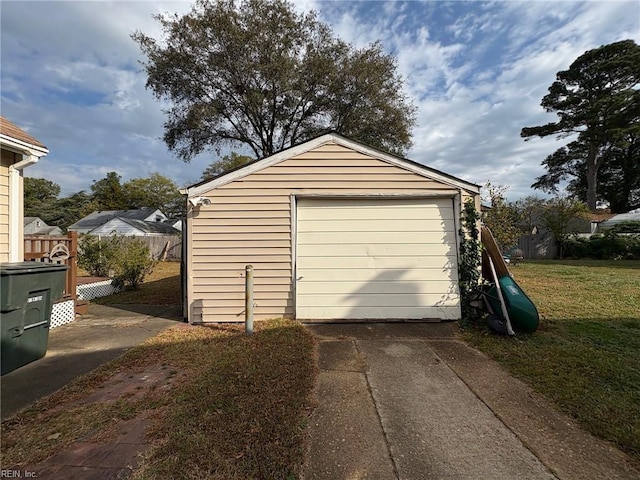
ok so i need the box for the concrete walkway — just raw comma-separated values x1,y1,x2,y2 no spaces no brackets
303,323,640,480
1,304,182,420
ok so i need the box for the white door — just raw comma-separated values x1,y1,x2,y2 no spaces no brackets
296,197,460,320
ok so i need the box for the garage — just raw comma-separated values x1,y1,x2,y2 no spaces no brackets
182,132,479,324
296,197,460,320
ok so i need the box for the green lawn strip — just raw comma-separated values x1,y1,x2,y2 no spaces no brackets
2,320,317,479
463,260,640,460
510,260,640,319
92,261,181,305
134,321,316,480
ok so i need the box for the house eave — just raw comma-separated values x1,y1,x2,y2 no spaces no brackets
0,134,49,158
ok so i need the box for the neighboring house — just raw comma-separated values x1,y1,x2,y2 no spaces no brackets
24,216,63,236
598,209,640,232
181,132,480,324
0,116,49,263
164,218,182,231
88,217,180,236
518,209,617,259
68,208,170,235
574,210,616,235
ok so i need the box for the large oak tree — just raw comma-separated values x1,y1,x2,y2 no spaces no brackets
132,0,416,160
200,152,253,181
522,39,640,211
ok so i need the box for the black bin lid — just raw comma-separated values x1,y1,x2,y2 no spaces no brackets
0,262,68,275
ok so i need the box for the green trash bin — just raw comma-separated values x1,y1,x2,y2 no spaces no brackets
1,262,68,375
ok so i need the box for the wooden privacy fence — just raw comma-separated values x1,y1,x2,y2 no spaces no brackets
24,231,78,306
85,234,182,261
140,235,182,261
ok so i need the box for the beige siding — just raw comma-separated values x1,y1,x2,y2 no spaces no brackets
188,141,473,322
0,149,14,263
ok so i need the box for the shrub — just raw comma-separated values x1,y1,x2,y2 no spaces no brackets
78,235,156,289
78,235,116,277
563,232,640,260
607,220,640,234
109,237,156,290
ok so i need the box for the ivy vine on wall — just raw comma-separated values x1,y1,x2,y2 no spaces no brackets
458,198,483,326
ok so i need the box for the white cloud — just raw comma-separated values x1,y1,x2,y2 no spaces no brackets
2,0,638,202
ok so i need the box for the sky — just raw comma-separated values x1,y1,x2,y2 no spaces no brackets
1,0,638,200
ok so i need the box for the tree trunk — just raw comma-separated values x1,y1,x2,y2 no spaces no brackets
586,143,599,211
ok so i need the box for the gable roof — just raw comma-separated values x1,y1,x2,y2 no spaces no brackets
23,217,62,235
0,116,48,155
89,217,180,235
599,210,640,229
69,208,162,230
182,132,480,197
117,218,181,235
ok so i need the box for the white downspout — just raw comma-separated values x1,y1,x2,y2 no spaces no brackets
9,155,38,262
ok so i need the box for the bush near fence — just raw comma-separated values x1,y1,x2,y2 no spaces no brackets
563,233,640,260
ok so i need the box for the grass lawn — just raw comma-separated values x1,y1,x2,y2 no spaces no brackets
92,261,181,305
1,320,316,479
463,259,640,460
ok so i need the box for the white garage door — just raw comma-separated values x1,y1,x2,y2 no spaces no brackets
296,197,460,320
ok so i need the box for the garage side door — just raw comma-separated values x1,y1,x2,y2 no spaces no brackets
296,197,460,320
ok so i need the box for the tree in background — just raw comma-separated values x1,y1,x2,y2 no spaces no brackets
24,172,185,231
41,191,93,229
514,196,547,236
522,39,640,211
540,197,589,259
133,0,416,160
24,177,60,210
124,173,185,218
89,171,185,218
89,172,128,211
563,134,639,213
201,152,253,181
482,182,522,253
24,177,92,229
532,133,640,213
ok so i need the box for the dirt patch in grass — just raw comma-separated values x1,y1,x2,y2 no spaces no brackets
1,320,317,479
463,260,640,460
93,261,181,305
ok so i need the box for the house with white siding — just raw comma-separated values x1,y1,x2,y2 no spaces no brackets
24,217,63,236
181,133,480,324
68,208,178,236
88,217,180,236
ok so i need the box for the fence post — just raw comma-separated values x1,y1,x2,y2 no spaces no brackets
67,231,78,303
245,264,254,335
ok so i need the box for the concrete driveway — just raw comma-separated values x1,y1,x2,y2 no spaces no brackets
303,323,640,480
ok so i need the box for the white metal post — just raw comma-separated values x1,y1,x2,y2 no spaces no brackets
245,265,254,335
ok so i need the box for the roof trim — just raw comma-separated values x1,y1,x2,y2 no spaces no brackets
0,117,48,157
87,216,179,235
68,208,163,229
183,133,480,197
0,134,49,157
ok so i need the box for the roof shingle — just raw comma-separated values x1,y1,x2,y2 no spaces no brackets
0,116,47,149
